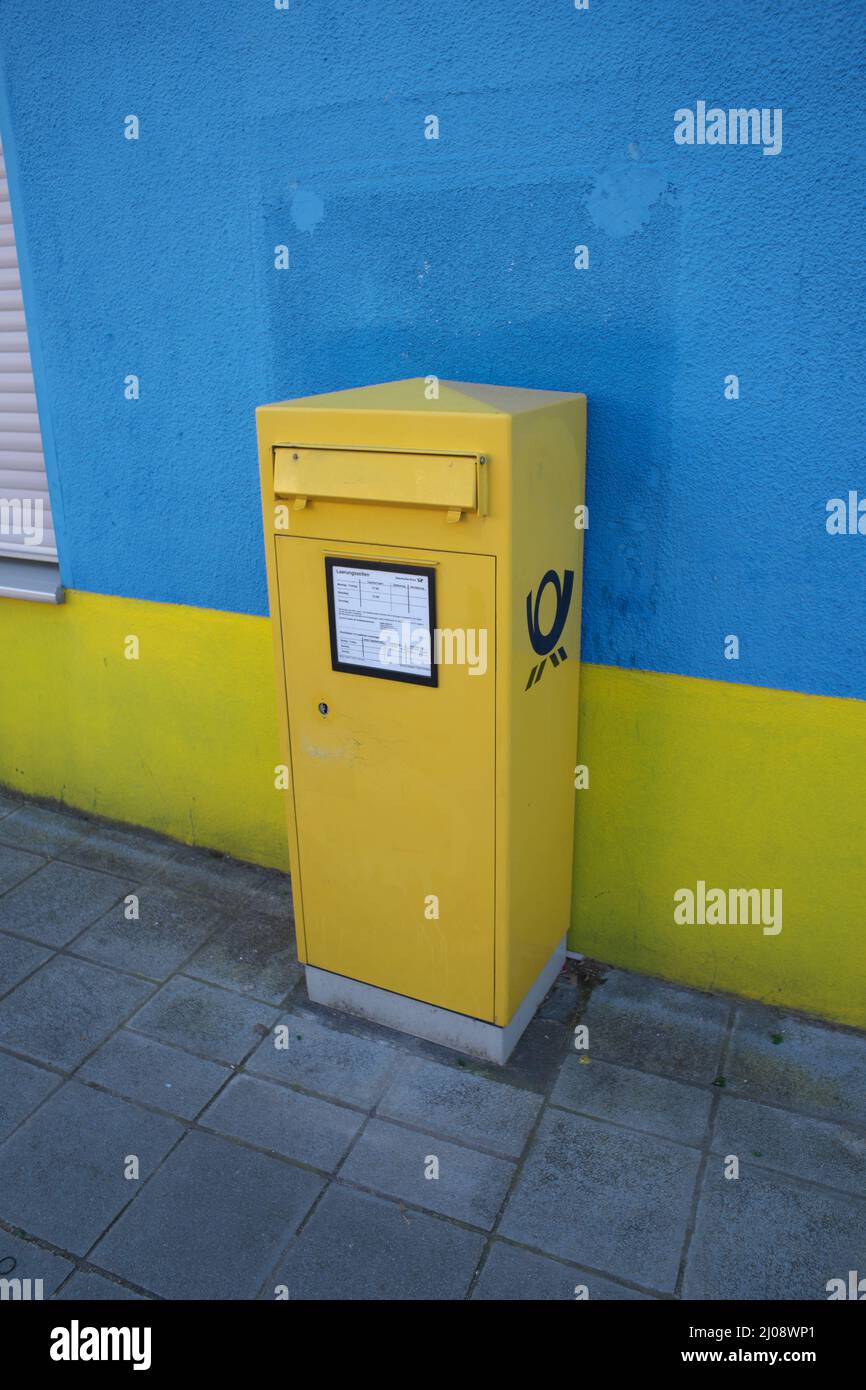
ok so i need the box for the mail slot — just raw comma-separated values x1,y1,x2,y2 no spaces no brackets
256,378,586,1063
273,446,485,520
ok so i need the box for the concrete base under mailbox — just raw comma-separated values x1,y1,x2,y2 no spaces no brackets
304,936,566,1065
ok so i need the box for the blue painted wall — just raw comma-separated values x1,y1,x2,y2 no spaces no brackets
1,0,864,698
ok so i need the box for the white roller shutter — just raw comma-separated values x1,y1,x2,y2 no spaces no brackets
0,135,56,562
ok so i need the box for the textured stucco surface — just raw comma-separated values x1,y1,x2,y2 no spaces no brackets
0,0,863,698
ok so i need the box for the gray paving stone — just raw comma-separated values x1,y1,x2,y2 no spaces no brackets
246,869,293,923
0,955,153,1069
0,1081,182,1255
247,1012,399,1108
472,1241,652,1300
0,805,93,856
152,845,282,908
5,792,865,1308
0,843,44,894
0,861,129,947
340,1117,515,1228
683,1162,866,1300
78,1030,230,1120
0,931,52,995
128,976,279,1064
552,1054,712,1147
53,1271,146,1300
182,913,300,1003
164,855,292,923
0,788,24,817
275,1184,485,1300
583,970,730,1083
711,1094,866,1198
92,1131,323,1300
500,1107,700,1292
0,1229,74,1298
60,825,180,880
73,885,224,980
378,1056,542,1158
726,1003,866,1126
0,1050,60,1140
538,977,581,1025
201,1073,363,1170
500,1016,573,1093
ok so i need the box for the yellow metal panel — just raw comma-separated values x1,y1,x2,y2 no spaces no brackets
273,446,478,513
498,398,586,1020
260,401,508,557
264,378,505,414
275,536,496,1019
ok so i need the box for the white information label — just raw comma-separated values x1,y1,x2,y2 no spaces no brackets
329,562,434,680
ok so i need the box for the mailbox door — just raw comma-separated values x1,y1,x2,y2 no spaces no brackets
275,535,496,1020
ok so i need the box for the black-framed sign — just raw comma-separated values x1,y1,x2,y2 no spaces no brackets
325,556,438,687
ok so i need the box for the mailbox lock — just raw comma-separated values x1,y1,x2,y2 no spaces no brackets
318,702,329,716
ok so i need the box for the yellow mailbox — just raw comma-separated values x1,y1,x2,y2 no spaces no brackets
257,378,586,1063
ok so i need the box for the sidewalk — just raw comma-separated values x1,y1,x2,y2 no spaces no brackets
0,788,864,1300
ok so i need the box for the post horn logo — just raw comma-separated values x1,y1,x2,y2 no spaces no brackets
525,569,574,690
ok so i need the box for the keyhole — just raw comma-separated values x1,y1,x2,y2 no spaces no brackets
318,702,329,716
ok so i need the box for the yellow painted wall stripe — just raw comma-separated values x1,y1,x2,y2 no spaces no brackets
0,590,289,870
573,664,866,1030
2,591,863,1029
